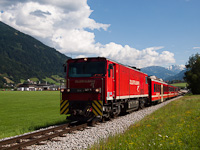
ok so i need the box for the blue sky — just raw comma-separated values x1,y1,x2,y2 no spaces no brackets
0,0,199,68
88,0,200,66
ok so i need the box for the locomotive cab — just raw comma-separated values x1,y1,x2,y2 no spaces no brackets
60,57,106,122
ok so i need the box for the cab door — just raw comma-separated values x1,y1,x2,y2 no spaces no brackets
107,63,116,100
161,84,163,102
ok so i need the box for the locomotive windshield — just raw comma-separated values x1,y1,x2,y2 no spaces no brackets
68,61,106,77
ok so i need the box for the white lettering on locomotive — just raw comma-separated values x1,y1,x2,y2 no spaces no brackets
75,80,95,83
129,80,140,85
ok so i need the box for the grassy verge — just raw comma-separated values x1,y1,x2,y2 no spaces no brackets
0,91,67,139
90,95,200,150
170,82,187,88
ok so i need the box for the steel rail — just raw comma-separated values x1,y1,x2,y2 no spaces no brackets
0,123,87,150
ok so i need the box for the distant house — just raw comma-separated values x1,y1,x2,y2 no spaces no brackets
49,85,60,91
17,83,36,91
36,84,51,91
17,83,60,91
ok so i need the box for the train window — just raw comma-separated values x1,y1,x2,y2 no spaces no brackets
108,64,113,78
145,77,148,84
109,64,113,69
68,61,106,77
164,86,167,92
154,84,162,92
154,84,158,92
156,84,158,92
108,69,110,77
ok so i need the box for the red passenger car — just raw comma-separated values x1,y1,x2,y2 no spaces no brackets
148,76,169,104
168,85,179,98
61,57,149,121
148,76,179,104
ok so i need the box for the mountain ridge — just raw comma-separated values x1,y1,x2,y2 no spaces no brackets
141,66,176,80
141,66,185,81
0,21,70,85
166,65,185,74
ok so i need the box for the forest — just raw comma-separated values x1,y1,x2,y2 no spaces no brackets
0,21,70,86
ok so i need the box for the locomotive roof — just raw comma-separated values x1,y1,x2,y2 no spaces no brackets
67,57,147,75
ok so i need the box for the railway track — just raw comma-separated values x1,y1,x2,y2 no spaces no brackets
0,122,88,150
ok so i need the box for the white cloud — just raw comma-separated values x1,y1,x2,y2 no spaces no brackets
193,47,200,50
97,43,175,68
0,0,176,68
52,29,96,54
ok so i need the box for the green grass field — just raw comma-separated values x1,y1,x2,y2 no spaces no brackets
170,82,187,88
0,91,67,139
90,95,200,150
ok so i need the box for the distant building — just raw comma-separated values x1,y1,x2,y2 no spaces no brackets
17,83,36,91
17,83,61,91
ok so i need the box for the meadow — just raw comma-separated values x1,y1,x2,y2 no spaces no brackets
170,82,187,88
0,91,67,139
90,95,200,150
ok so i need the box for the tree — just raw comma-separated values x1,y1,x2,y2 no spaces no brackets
184,53,200,94
0,76,6,88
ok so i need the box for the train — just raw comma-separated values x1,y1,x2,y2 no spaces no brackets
60,57,178,122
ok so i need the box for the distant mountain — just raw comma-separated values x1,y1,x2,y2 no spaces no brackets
141,66,176,80
141,65,186,81
0,21,70,84
165,69,186,81
167,65,185,74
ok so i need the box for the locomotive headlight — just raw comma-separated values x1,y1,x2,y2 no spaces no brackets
95,88,100,92
67,88,70,92
60,89,64,92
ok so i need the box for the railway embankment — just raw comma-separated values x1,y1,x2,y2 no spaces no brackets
90,95,200,150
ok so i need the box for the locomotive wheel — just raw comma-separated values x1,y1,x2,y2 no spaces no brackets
105,113,111,121
101,117,106,123
112,114,117,119
139,99,145,109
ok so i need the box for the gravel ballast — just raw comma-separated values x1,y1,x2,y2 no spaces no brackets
26,97,181,150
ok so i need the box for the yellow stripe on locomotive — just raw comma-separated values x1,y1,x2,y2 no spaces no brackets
92,100,103,116
60,100,69,115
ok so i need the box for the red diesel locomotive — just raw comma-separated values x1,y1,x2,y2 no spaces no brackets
60,57,178,122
